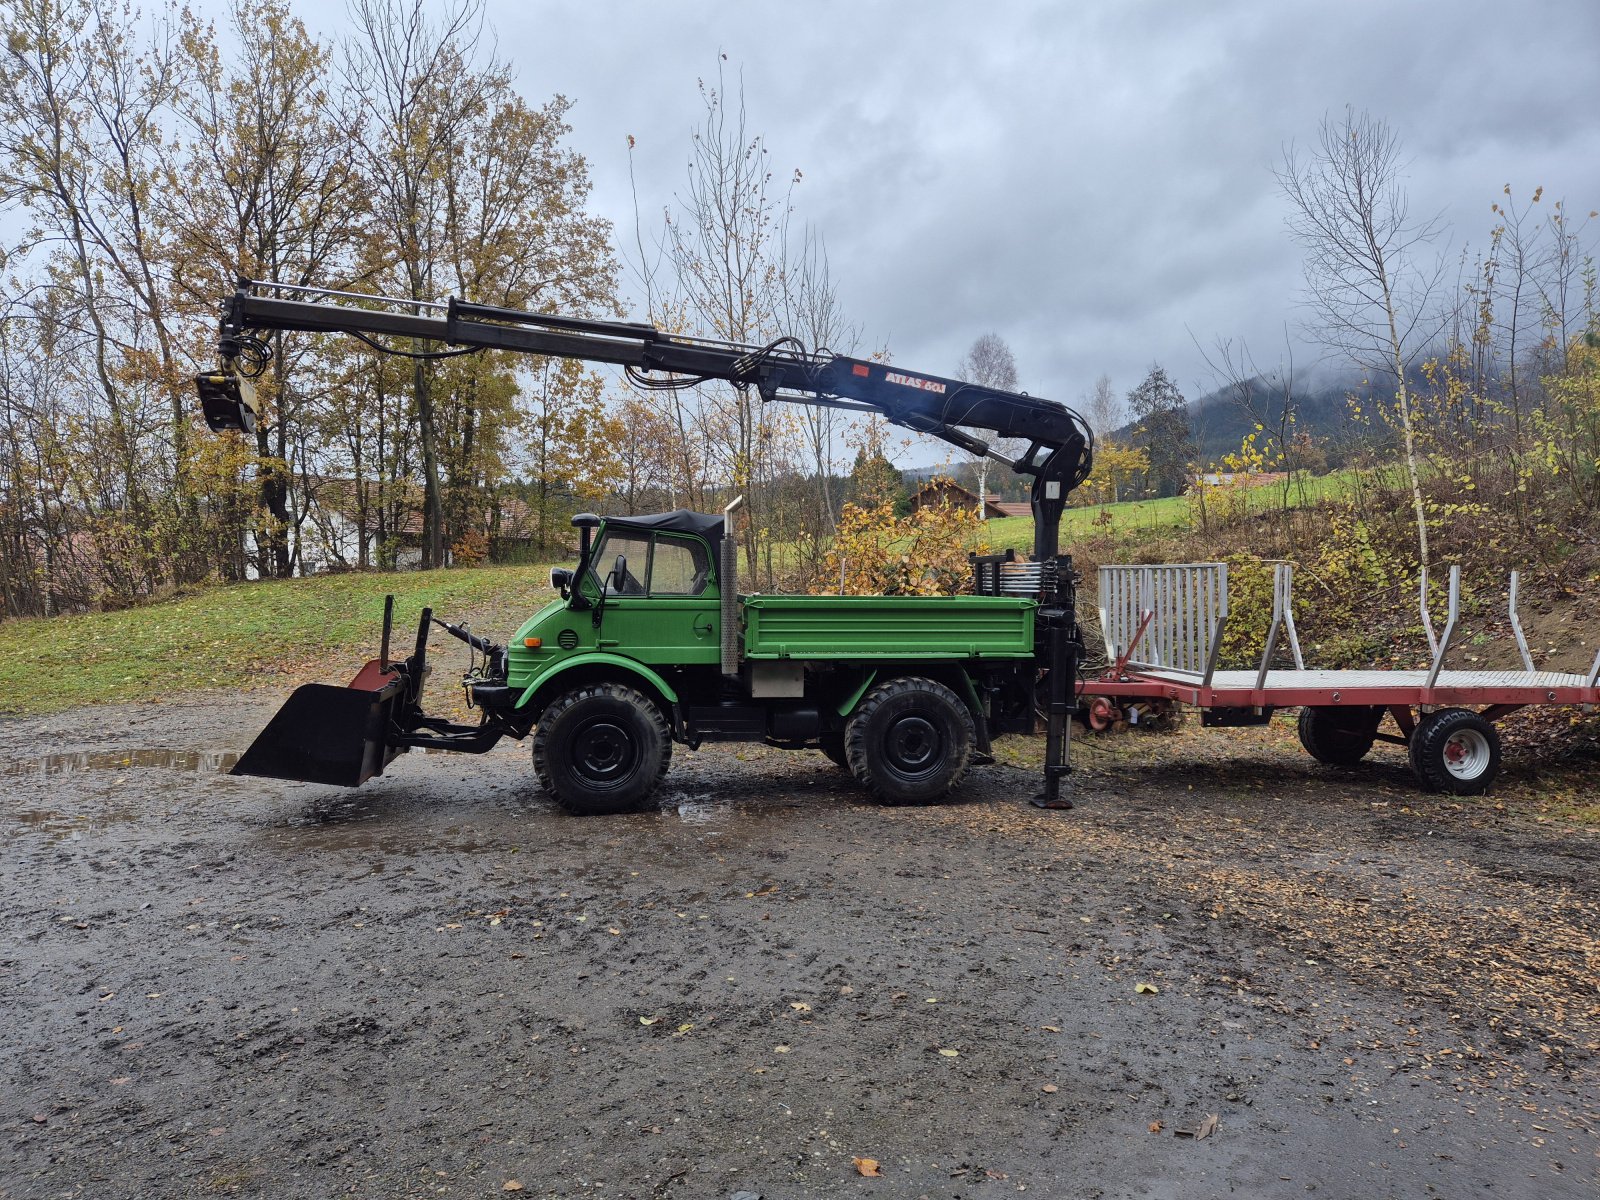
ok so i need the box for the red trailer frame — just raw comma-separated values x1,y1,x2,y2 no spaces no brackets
1079,563,1600,794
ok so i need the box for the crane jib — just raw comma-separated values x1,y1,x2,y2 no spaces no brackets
201,279,1094,559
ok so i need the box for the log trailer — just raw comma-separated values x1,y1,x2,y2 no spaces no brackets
196,280,1094,812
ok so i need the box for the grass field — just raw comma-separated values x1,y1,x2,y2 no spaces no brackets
0,565,558,717
978,468,1360,551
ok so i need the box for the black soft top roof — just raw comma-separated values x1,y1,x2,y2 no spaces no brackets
603,509,724,558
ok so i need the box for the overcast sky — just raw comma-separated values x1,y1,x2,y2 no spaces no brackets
180,0,1600,430
458,0,1600,416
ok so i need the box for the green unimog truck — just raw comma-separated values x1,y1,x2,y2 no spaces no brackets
201,281,1093,810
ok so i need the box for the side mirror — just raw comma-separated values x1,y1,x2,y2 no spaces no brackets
549,566,573,599
609,554,628,594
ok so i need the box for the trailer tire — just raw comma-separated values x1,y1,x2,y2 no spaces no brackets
1408,708,1500,795
1297,705,1383,766
533,683,671,815
845,677,974,805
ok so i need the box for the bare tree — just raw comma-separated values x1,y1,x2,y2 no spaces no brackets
1277,106,1445,569
344,0,506,569
1082,374,1122,440
1196,331,1302,517
636,59,799,580
780,226,860,536
953,332,1020,516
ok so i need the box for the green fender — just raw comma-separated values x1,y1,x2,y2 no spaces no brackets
515,653,681,712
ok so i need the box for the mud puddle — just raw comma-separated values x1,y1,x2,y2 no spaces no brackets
2,746,240,777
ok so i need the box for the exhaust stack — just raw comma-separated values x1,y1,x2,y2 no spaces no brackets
720,496,744,678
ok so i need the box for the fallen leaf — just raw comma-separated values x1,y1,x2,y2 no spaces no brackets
986,1169,1008,1180
789,1002,811,1013
938,1048,960,1057
1041,1084,1058,1094
1175,1113,1220,1139
1041,1025,1061,1033
853,1157,882,1177
1134,983,1160,995
1149,1120,1163,1134
503,1182,524,1193
639,1016,659,1026
676,1023,693,1033
774,1044,791,1053
607,927,621,936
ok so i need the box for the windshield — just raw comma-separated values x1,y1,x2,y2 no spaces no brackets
589,530,711,597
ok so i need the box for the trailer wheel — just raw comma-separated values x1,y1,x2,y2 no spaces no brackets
845,677,974,805
1408,708,1501,795
817,734,849,770
532,683,671,815
1297,705,1383,766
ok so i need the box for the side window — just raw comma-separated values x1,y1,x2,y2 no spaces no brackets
597,532,651,595
650,536,710,596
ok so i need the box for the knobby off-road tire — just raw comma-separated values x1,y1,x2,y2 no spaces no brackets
532,683,671,815
1408,707,1501,795
1297,705,1383,766
844,677,975,805
817,734,850,770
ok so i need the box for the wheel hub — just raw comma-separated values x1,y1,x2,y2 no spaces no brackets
886,714,941,776
573,718,637,784
1441,729,1490,779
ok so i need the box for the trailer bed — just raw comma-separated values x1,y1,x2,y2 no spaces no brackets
1087,667,1600,708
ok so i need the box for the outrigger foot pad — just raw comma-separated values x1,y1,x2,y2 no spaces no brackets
1030,793,1075,810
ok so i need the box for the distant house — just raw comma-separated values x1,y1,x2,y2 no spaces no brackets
299,478,545,571
1192,470,1288,490
908,480,1028,520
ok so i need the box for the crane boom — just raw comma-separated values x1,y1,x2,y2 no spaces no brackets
196,280,1093,558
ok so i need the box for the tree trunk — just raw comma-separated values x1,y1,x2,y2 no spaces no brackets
414,357,444,568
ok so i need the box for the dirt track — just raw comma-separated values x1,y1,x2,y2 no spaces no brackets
3,697,1597,1199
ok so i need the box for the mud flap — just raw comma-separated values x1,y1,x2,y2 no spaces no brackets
232,659,404,787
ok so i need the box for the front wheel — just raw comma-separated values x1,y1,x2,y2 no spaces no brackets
844,677,975,805
1297,705,1383,766
532,683,671,814
1408,708,1501,795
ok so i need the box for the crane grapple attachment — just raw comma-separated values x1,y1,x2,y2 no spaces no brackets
195,369,258,434
231,660,404,787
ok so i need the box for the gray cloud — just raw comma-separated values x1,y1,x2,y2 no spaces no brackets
341,1,1600,410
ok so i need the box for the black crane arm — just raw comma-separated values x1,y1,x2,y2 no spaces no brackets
196,279,1093,558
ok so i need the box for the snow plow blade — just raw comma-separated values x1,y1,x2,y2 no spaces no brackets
232,660,403,787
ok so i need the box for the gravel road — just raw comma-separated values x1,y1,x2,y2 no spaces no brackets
3,697,1596,1198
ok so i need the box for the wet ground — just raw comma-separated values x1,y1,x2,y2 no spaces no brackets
2,696,1597,1199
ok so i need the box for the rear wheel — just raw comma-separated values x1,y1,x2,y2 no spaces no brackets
1297,705,1383,766
532,683,671,815
1408,708,1500,795
844,677,974,805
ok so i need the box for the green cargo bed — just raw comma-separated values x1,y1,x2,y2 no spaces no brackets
741,594,1036,661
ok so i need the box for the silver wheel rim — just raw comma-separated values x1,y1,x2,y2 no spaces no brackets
1441,728,1491,780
